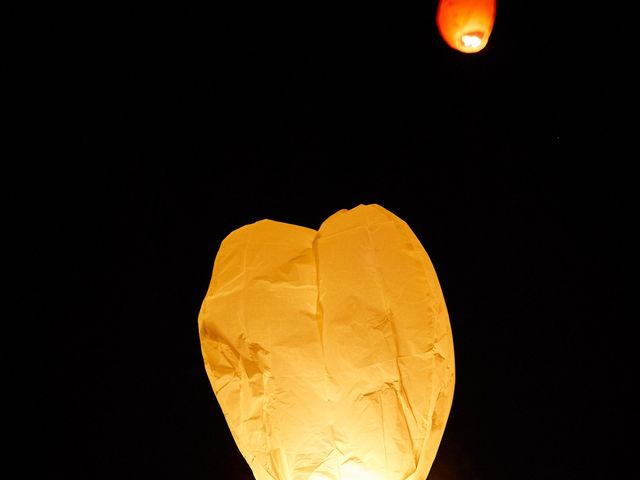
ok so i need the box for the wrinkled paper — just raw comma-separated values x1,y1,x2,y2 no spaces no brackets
199,204,455,480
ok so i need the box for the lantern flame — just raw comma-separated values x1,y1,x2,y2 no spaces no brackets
461,32,483,49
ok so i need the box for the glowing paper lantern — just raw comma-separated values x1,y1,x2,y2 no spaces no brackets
436,0,497,53
199,204,455,480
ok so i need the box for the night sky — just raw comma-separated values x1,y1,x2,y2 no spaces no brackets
22,2,634,479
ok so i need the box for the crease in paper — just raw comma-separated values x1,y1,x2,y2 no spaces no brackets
199,204,455,480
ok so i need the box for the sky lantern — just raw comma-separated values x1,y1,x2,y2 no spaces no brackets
436,0,497,53
199,204,455,480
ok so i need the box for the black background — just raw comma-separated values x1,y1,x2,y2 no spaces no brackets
16,1,635,479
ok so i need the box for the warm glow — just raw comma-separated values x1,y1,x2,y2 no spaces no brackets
436,0,497,53
309,462,381,480
340,462,381,480
199,205,455,480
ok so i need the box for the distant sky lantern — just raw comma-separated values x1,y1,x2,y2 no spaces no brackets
436,0,497,53
199,205,455,480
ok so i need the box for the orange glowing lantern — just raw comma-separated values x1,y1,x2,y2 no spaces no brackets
436,0,497,53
